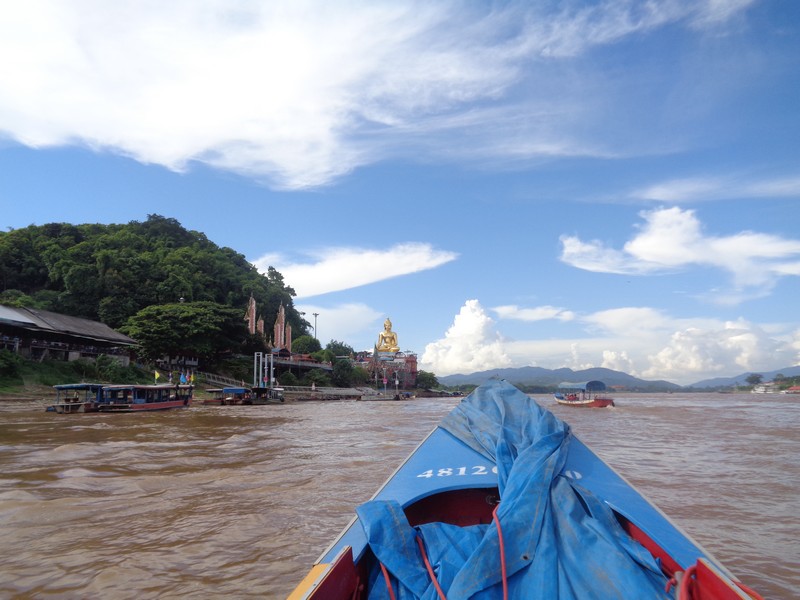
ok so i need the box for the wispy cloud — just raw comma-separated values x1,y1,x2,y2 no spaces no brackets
0,1,758,189
630,175,800,202
254,243,458,298
493,304,575,322
560,206,800,302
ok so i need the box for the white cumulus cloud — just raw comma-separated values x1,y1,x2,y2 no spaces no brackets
421,300,512,376
560,206,800,302
642,319,793,382
424,300,796,385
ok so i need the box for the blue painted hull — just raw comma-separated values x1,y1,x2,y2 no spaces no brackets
289,380,760,599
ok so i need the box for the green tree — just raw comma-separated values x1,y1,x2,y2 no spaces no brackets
745,373,763,386
312,348,336,363
303,368,331,387
416,370,439,389
122,301,247,362
331,359,354,387
326,340,354,357
0,290,37,307
0,216,308,337
292,335,322,354
351,366,371,385
279,371,299,386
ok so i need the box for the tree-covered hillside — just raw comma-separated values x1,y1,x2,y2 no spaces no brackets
0,214,307,338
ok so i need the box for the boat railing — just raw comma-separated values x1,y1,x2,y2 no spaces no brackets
194,371,248,388
281,385,362,397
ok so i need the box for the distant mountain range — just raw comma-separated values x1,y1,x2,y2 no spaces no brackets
438,366,681,391
438,365,800,390
687,365,800,388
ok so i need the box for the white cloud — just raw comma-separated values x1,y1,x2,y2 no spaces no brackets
600,350,636,374
582,307,676,337
492,304,575,322
642,319,793,382
421,300,512,376
631,175,800,202
0,1,756,189
424,300,796,385
294,302,381,346
631,177,729,202
254,243,457,298
560,206,800,302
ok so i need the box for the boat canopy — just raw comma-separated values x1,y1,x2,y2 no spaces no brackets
53,383,104,390
222,387,249,394
557,380,606,392
355,379,665,598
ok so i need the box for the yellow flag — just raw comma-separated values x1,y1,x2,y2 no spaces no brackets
155,370,161,381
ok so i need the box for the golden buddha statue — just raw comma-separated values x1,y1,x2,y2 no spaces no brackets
376,318,400,352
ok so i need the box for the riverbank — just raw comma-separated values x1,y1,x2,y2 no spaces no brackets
0,383,53,402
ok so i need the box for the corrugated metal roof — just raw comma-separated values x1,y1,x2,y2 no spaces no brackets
0,305,38,326
0,305,135,345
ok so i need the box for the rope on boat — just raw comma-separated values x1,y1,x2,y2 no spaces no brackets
415,533,447,600
377,508,510,600
678,564,697,599
492,504,509,600
667,564,765,600
379,562,397,600
734,580,765,600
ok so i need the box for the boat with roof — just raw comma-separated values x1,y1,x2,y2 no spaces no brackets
48,383,105,413
203,386,252,405
48,383,193,413
96,384,192,412
554,380,616,408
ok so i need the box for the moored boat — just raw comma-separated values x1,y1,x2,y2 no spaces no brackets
48,383,104,413
203,386,252,405
288,379,761,599
251,386,285,404
96,384,193,412
555,380,615,408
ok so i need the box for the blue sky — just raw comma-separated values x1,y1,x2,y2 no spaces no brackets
1,1,799,385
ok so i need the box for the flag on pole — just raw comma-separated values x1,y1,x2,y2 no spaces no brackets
155,370,161,383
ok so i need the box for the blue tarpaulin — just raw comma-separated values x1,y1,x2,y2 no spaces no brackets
356,379,670,599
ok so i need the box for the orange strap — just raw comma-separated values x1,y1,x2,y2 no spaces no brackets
415,534,447,600
379,562,397,600
492,505,509,600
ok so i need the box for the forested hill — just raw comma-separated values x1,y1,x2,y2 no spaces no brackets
0,214,305,335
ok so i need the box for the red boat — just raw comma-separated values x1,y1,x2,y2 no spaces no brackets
555,380,615,407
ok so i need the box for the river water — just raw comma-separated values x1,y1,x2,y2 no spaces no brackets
0,392,797,599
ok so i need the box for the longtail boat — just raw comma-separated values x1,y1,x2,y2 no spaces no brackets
289,379,761,599
203,386,252,405
95,384,192,412
48,383,105,413
554,380,616,408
